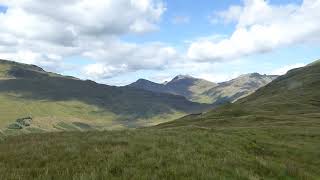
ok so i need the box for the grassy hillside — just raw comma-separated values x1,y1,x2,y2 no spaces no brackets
0,60,319,179
0,59,209,133
1,125,319,179
129,75,217,103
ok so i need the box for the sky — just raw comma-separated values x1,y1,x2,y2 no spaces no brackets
0,0,319,86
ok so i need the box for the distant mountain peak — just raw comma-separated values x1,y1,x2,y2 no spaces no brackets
129,78,166,91
239,72,262,78
172,75,195,81
135,78,151,83
128,72,277,105
249,72,262,77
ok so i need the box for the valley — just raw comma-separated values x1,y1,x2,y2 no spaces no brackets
0,59,319,179
0,59,209,134
1,0,319,179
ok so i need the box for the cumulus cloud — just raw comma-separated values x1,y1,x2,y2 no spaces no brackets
82,40,178,80
83,63,128,80
0,0,167,78
0,0,318,82
1,0,164,37
188,0,320,62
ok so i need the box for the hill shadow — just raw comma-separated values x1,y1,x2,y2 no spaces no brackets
0,74,209,119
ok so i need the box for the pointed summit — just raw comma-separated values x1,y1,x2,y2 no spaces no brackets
135,78,152,83
128,78,168,93
171,75,195,81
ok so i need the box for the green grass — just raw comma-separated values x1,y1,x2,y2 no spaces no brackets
0,123,319,179
0,63,11,78
0,94,119,131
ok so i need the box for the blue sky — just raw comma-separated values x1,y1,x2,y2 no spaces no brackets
0,0,319,85
0,5,7,12
107,0,319,85
124,0,303,44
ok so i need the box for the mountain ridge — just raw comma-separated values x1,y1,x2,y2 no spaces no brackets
129,75,217,101
203,72,278,104
129,73,278,104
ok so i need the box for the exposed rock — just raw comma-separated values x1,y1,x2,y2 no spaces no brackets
16,117,33,127
7,116,33,130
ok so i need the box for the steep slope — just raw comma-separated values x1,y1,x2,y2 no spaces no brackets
158,60,320,128
166,75,217,101
0,59,209,133
202,73,278,105
129,75,217,103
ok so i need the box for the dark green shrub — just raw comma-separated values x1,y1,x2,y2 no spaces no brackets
7,123,23,130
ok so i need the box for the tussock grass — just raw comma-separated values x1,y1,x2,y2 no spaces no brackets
0,124,319,179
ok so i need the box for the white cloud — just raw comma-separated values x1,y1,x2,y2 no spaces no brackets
271,63,306,75
83,63,128,80
82,40,178,80
0,0,318,83
197,72,242,83
188,0,320,62
171,15,190,25
0,50,71,72
209,5,242,24
151,74,173,83
1,0,165,37
0,0,167,78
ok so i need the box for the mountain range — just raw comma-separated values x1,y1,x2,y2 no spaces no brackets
128,73,278,104
1,59,319,179
0,59,282,134
0,59,210,134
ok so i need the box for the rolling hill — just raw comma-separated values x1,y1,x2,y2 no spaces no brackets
129,73,277,104
0,59,209,133
1,59,319,179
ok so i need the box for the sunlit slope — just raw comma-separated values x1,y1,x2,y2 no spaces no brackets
158,60,320,128
202,73,278,105
0,59,209,132
235,60,320,115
